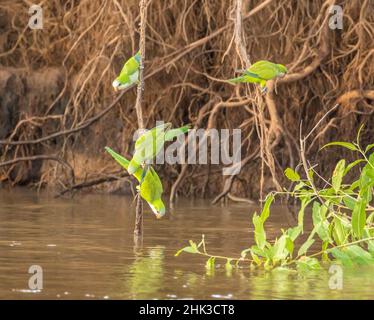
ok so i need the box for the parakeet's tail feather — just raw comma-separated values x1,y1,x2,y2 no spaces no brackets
105,147,143,181
164,124,191,141
228,76,246,83
105,147,130,170
139,165,149,186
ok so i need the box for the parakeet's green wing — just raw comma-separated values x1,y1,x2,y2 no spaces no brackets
243,71,260,78
140,167,163,203
248,60,279,80
128,124,171,174
146,167,163,202
150,167,163,194
127,153,144,176
117,56,139,83
134,123,171,149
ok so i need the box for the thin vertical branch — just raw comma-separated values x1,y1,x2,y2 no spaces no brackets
299,104,339,206
234,0,250,68
134,194,143,237
134,0,147,237
134,0,146,130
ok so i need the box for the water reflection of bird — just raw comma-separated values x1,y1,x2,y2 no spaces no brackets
125,247,165,299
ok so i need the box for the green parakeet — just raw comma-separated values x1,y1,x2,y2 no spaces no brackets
128,123,190,175
112,51,141,91
228,60,287,93
105,147,165,219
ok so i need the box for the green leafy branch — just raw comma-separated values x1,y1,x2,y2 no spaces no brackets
177,126,374,272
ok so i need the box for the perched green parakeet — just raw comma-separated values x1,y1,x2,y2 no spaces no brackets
228,60,287,93
112,51,141,91
105,147,165,218
128,123,190,175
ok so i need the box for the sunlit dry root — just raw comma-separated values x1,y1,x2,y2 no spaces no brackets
0,0,373,200
337,90,374,106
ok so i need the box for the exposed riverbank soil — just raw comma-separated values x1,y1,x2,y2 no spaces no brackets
0,0,373,201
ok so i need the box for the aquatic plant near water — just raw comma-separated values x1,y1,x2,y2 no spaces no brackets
177,127,374,271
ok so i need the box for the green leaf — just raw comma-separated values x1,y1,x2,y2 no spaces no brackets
330,248,353,266
205,257,215,270
272,235,288,261
189,240,198,251
356,123,365,146
260,194,274,223
312,202,322,225
332,159,345,192
298,195,312,232
359,166,374,190
352,197,367,239
368,153,374,167
312,202,331,243
308,168,315,181
365,143,374,154
321,142,358,151
344,159,365,175
286,225,302,241
368,241,374,256
317,222,331,243
250,245,267,258
319,188,336,197
253,213,266,249
284,168,300,182
332,217,347,246
364,229,374,256
175,245,199,256
342,196,356,210
285,236,295,257
293,181,306,192
345,245,374,265
298,238,315,257
225,259,233,272
368,212,374,224
250,251,262,265
321,241,330,261
350,179,361,191
296,257,321,272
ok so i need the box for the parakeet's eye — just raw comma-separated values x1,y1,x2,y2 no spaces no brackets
112,79,120,88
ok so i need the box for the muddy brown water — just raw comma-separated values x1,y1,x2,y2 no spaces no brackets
0,189,373,299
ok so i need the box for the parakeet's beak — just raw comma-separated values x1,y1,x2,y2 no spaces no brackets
112,79,120,91
278,73,286,78
155,213,164,219
149,204,165,219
